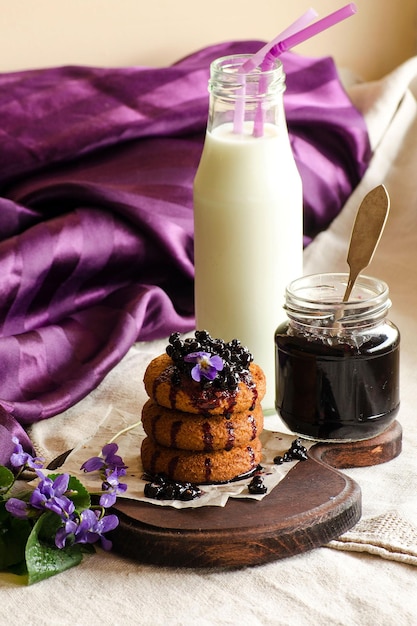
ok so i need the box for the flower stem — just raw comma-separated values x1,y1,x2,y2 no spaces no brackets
106,420,141,445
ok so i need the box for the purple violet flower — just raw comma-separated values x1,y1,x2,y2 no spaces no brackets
29,471,74,519
5,497,30,519
99,468,128,508
55,518,79,549
80,443,127,474
46,495,75,518
4,438,123,561
80,442,128,509
55,508,119,551
10,437,44,471
84,509,119,550
184,351,224,382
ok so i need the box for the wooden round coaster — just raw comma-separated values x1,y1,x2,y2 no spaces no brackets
308,420,402,469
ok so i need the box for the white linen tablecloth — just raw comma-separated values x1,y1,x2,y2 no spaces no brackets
2,57,417,625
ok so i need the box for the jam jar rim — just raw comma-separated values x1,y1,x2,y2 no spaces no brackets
284,272,391,329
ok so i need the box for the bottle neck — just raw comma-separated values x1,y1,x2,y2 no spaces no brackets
284,273,391,335
207,54,286,134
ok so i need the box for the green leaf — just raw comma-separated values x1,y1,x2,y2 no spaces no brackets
0,501,31,571
67,475,91,511
25,512,85,585
0,466,14,496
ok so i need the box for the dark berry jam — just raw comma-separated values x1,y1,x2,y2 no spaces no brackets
275,321,400,441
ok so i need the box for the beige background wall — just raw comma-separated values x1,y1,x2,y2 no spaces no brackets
1,0,417,79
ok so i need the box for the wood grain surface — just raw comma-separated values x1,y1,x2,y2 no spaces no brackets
110,421,402,568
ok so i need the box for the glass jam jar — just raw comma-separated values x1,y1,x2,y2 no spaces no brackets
275,273,400,441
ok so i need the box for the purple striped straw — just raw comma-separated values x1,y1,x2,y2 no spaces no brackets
233,8,318,134
252,3,358,136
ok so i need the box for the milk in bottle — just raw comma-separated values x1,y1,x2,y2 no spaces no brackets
193,55,303,411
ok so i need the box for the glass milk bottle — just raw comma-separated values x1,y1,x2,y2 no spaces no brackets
193,54,303,412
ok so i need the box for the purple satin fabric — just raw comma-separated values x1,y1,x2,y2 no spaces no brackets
0,41,371,457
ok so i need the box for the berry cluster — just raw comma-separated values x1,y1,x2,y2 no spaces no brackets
166,330,253,391
248,474,267,495
143,474,202,501
273,438,308,465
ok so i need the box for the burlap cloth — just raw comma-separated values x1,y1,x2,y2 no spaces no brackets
328,511,417,566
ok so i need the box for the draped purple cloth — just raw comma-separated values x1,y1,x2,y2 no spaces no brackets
0,41,371,460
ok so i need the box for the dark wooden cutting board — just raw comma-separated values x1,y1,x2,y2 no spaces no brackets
110,421,402,568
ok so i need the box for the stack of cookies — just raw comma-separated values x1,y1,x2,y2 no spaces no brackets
141,330,266,484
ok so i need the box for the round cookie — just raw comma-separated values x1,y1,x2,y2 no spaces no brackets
141,436,262,484
143,353,266,415
141,399,264,451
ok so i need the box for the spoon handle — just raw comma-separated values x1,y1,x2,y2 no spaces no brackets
342,274,357,304
343,184,390,302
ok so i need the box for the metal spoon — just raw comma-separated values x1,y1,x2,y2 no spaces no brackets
342,184,390,302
